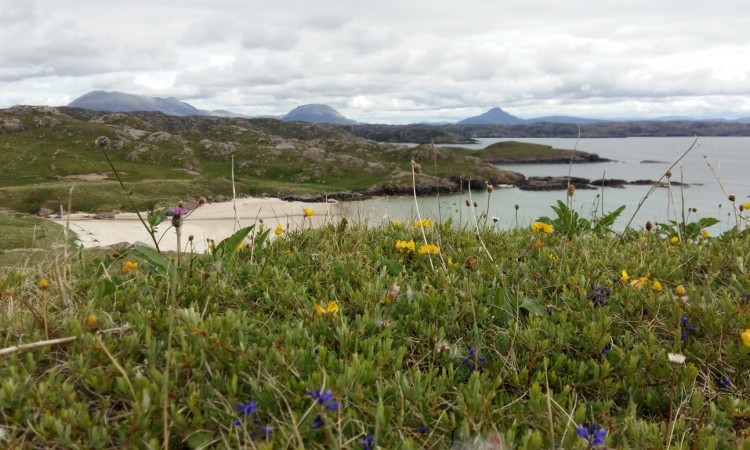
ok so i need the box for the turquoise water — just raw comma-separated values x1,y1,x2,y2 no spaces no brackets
341,137,750,232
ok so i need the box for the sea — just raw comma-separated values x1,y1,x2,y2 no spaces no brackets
338,137,750,233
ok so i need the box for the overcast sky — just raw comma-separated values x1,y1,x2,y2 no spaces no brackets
1,0,749,123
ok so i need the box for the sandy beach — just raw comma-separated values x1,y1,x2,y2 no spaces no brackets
54,197,348,252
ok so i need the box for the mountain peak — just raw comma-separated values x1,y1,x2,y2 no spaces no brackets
68,91,207,117
281,104,357,125
457,107,526,125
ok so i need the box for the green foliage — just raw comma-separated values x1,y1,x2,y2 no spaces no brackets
2,210,750,448
537,200,625,236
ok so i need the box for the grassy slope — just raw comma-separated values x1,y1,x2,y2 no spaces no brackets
0,218,749,448
0,108,528,215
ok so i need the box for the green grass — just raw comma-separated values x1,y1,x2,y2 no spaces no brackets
1,211,749,449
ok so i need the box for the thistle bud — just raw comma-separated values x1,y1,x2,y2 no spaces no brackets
729,194,736,202
486,182,494,193
411,160,421,174
567,184,575,197
515,204,519,210
665,171,672,179
645,221,653,231
465,199,471,207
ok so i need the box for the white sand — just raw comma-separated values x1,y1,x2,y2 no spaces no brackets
54,197,350,252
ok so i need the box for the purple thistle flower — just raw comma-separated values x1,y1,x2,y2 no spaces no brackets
312,414,325,429
171,206,187,216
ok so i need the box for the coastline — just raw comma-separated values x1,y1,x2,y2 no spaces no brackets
53,197,342,252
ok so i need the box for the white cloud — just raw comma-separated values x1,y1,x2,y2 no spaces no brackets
1,0,749,122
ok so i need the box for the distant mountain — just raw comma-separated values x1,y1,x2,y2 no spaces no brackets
281,104,357,125
458,107,603,125
68,91,211,116
458,107,526,125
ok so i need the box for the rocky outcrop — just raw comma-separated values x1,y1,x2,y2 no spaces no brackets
1,118,24,133
518,176,688,191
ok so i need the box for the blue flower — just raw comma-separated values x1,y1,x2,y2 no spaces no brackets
680,316,697,341
461,347,487,372
601,343,611,354
360,434,375,450
642,307,649,316
587,284,611,307
238,400,258,417
418,425,428,434
312,414,325,429
231,419,242,426
308,388,340,410
577,423,606,447
718,377,731,389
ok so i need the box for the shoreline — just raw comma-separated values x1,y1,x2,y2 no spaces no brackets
53,197,343,252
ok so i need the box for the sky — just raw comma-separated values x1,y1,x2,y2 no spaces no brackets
2,0,749,124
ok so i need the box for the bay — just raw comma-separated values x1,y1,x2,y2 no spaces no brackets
342,137,750,232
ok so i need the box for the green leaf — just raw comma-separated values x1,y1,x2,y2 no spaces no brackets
213,226,255,257
520,297,546,316
127,246,171,274
382,258,403,276
96,279,116,298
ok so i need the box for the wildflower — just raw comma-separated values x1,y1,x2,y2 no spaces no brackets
652,281,662,292
576,424,606,447
446,257,459,269
645,221,653,231
667,352,686,364
717,377,731,389
670,236,679,244
463,255,477,271
680,315,696,341
303,208,315,218
274,224,283,236
533,239,543,249
395,239,415,253
675,285,686,296
38,277,49,289
360,434,375,450
461,347,486,372
418,425,428,434
391,220,403,228
619,270,630,283
418,243,440,255
728,194,736,202
85,314,98,331
122,261,139,275
311,414,325,429
171,205,187,228
741,329,750,347
741,202,750,210
630,273,650,290
308,389,340,410
486,182,494,193
412,218,434,229
700,229,710,239
315,302,339,315
531,222,553,234
95,136,110,148
238,401,258,417
587,284,611,307
601,343,612,354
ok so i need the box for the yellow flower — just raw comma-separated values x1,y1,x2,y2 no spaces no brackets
742,202,750,210
652,281,662,292
700,229,710,239
316,301,339,315
531,222,553,234
670,236,679,244
395,239,416,253
303,208,315,218
630,273,650,290
675,284,686,296
85,314,98,331
391,220,403,228
742,329,750,347
447,257,459,269
412,218,434,229
418,243,440,255
533,239,543,249
620,270,630,283
38,278,49,289
274,224,284,236
121,261,139,275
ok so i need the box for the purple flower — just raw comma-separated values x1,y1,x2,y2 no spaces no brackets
461,347,487,372
587,284,611,307
238,401,258,417
577,423,606,447
642,307,649,316
261,425,273,435
171,206,187,216
718,377,731,389
312,414,325,429
308,388,339,409
231,419,242,426
601,343,611,354
360,434,375,450
418,425,428,434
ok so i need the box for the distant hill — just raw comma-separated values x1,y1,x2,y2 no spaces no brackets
458,107,603,125
458,107,526,125
281,104,357,125
67,91,245,118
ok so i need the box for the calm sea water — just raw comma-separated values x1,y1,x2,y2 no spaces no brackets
340,137,750,232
